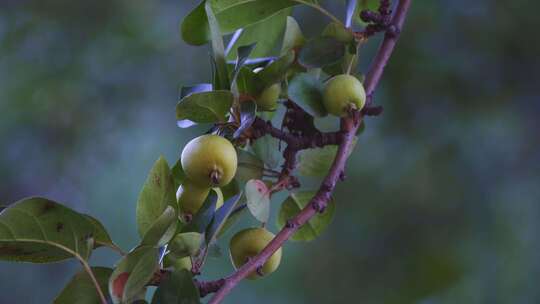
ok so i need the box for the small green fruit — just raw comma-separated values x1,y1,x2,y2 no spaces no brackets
181,134,238,187
163,254,192,271
229,228,282,280
256,83,281,111
323,74,366,117
177,179,224,215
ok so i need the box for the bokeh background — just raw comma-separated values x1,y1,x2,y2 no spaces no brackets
1,1,539,303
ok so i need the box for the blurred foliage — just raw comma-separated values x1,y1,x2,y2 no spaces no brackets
1,0,539,303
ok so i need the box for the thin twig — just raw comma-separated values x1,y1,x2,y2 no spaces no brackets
207,1,412,303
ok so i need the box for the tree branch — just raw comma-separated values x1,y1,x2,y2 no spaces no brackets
208,1,412,303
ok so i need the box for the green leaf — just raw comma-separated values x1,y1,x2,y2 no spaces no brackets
235,149,264,184
288,73,327,117
54,267,112,304
227,9,291,60
257,51,295,89
181,192,217,234
171,159,186,190
245,179,271,223
205,2,230,90
252,134,282,169
0,197,95,263
322,22,354,43
141,206,177,247
281,16,305,55
109,246,159,303
233,100,257,139
136,157,177,238
176,90,234,127
206,193,243,243
181,0,299,46
168,232,203,258
298,37,346,69
276,191,335,241
236,67,259,96
216,203,246,238
231,43,257,98
84,215,122,253
151,269,200,304
297,138,358,177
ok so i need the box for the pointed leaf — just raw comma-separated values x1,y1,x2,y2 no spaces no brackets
205,1,230,90
171,159,186,190
233,100,257,139
281,16,305,55
0,197,95,263
84,215,121,253
136,157,177,238
109,246,159,304
206,193,243,243
180,84,213,99
245,180,271,223
151,269,200,304
276,191,335,241
176,91,233,127
141,206,177,247
257,51,295,89
288,73,327,117
54,267,112,304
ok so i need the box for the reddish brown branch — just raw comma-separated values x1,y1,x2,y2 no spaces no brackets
208,1,412,303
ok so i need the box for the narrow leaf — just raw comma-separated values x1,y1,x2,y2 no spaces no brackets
136,157,177,238
181,192,217,234
233,100,257,139
141,206,177,247
206,193,243,243
205,1,230,90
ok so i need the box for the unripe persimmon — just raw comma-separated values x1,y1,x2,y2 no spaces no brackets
256,83,281,111
176,179,224,215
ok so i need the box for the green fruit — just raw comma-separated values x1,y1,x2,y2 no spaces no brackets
177,179,224,215
256,83,281,111
181,134,238,187
322,22,354,43
163,254,192,271
229,228,282,280
322,74,366,117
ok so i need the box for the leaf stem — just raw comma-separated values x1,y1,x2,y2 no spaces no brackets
80,259,108,304
292,0,344,26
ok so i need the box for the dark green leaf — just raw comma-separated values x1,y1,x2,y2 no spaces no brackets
109,246,159,303
171,159,186,190
298,37,346,69
141,206,177,247
288,73,327,117
227,9,291,60
235,149,264,184
281,16,305,55
252,135,282,169
245,180,271,223
205,2,230,90
168,232,203,258
181,192,217,234
231,44,257,97
54,267,112,304
0,197,95,263
136,156,177,238
257,51,295,89
176,90,233,127
181,0,299,46
297,138,358,177
276,191,335,241
151,269,200,304
233,100,257,139
235,67,259,96
322,22,354,43
206,193,243,243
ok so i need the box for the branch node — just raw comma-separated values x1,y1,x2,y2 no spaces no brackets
362,105,384,116
285,219,298,229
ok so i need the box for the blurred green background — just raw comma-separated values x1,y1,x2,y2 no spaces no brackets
1,1,539,303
